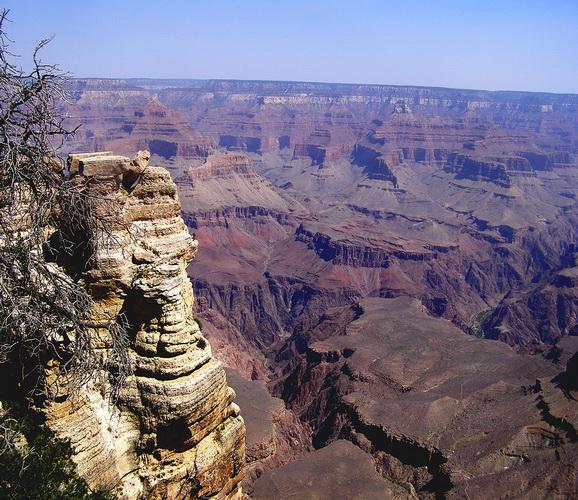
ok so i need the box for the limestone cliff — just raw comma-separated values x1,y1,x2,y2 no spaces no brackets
44,152,245,498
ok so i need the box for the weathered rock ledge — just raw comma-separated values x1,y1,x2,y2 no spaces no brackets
44,152,246,499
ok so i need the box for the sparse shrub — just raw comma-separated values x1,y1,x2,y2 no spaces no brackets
0,401,110,499
0,8,130,397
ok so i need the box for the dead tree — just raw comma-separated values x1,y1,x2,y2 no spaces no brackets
0,8,131,418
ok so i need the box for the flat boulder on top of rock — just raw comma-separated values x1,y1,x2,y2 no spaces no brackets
67,152,133,177
251,440,406,499
77,155,131,177
67,150,153,188
67,151,113,174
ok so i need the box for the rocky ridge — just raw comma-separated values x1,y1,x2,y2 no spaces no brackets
44,152,245,498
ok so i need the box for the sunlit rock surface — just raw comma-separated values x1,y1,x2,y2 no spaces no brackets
45,152,245,499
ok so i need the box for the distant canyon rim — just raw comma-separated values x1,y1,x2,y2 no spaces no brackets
59,78,578,498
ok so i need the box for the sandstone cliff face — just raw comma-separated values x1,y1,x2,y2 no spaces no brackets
44,152,245,499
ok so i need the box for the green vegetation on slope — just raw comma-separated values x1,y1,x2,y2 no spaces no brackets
0,401,110,500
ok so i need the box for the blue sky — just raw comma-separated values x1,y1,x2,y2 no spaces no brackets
2,0,578,93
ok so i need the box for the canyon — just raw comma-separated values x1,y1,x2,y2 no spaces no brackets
58,79,578,498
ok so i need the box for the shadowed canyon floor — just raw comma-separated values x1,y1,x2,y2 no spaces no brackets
251,440,407,499
277,297,577,498
60,79,578,498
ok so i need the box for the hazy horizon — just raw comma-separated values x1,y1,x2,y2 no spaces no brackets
3,0,578,94
69,76,578,97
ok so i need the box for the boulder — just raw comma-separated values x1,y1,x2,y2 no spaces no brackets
67,151,113,175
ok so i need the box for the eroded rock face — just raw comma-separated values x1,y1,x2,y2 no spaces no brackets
45,152,245,499
483,250,578,346
60,79,578,353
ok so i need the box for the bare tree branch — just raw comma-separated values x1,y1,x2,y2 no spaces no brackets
0,8,132,426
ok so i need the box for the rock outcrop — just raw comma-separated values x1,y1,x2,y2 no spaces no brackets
44,152,245,499
276,297,578,498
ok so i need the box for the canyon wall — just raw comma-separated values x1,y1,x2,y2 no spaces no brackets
274,297,578,498
44,152,245,499
59,79,578,353
56,80,578,498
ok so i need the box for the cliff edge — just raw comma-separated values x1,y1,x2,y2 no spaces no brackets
44,151,246,498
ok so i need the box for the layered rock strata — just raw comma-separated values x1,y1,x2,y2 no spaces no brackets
60,79,578,352
44,152,245,499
